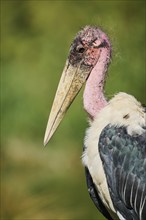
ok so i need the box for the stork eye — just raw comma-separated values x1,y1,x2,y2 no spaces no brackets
76,45,85,53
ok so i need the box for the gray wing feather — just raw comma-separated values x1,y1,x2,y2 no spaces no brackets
99,125,146,220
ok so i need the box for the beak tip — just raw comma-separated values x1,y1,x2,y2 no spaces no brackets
43,133,49,146
44,137,49,147
43,131,52,146
43,140,47,147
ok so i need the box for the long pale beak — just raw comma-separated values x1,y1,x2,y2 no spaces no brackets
44,60,91,146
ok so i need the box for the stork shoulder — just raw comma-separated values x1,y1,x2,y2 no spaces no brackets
83,92,145,164
107,92,146,135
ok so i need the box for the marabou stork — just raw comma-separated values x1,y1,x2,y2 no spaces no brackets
44,26,146,220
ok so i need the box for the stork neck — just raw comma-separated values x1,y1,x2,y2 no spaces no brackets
83,48,110,118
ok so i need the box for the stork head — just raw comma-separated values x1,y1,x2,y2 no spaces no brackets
44,26,111,145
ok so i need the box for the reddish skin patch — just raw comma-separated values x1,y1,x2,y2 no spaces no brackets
85,47,101,66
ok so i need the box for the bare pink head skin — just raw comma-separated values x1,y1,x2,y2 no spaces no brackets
69,26,112,119
83,27,111,118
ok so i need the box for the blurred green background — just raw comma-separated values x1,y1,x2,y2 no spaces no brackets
1,1,145,219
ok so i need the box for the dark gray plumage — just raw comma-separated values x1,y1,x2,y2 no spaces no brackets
99,125,146,220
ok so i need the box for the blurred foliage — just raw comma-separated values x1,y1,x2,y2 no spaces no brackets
1,1,145,220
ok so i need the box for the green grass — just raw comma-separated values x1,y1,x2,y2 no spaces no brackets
1,1,145,219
